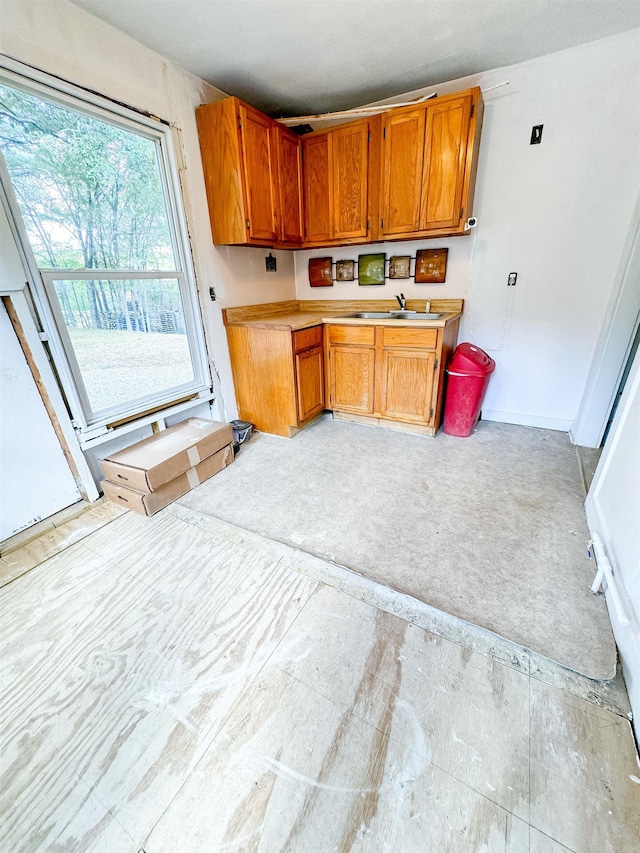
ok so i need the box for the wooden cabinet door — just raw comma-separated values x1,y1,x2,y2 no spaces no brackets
238,105,279,242
196,98,247,245
332,121,369,240
296,345,324,422
302,133,332,243
329,344,375,414
381,108,426,236
380,348,436,423
275,126,303,244
420,95,473,231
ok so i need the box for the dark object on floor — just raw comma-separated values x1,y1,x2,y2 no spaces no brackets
231,419,253,445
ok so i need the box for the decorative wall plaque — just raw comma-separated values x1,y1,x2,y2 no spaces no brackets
335,259,355,281
389,255,411,280
308,257,333,287
415,248,448,283
358,253,386,286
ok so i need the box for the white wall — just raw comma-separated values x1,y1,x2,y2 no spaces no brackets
586,348,640,733
0,0,297,424
295,31,640,432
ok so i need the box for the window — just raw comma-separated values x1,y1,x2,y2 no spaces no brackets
0,63,209,436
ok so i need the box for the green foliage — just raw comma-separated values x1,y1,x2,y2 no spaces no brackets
0,83,174,270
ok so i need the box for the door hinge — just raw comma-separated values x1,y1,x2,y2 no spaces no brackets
429,406,434,420
367,219,370,229
383,127,386,139
368,130,371,142
459,207,464,220
246,218,251,229
381,218,384,229
238,118,242,129
470,104,474,119
434,358,439,371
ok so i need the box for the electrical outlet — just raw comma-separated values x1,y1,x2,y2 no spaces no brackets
530,125,543,145
508,272,518,286
209,286,216,301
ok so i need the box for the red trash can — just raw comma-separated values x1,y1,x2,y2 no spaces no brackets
443,343,496,437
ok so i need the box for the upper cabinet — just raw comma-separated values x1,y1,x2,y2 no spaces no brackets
302,115,381,246
196,97,302,247
275,126,304,245
380,108,426,236
196,87,482,248
302,133,332,244
381,89,483,240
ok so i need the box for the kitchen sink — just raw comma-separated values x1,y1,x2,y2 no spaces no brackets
339,311,442,320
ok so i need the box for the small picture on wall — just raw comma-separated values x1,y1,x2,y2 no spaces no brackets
335,259,355,281
389,255,411,280
308,257,333,287
358,253,386,286
415,248,448,283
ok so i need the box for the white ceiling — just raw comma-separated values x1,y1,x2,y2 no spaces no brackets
70,0,640,117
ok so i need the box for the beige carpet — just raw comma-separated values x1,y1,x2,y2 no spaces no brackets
179,416,616,679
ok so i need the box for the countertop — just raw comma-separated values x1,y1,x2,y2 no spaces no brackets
222,300,463,332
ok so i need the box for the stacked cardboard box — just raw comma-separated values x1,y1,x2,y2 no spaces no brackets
101,418,233,516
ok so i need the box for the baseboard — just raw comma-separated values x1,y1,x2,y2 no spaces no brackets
481,409,573,432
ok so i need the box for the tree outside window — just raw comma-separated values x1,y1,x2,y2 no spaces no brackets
0,79,207,427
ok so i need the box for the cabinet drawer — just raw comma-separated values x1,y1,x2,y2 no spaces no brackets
328,325,375,346
293,325,323,353
382,327,438,349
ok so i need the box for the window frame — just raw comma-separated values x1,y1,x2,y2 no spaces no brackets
0,56,211,437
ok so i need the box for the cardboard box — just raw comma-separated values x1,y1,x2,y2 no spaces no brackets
102,443,234,516
101,418,233,492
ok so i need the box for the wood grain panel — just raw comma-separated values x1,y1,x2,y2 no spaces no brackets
226,326,297,436
296,346,324,422
274,126,303,244
143,661,532,853
332,120,369,240
382,327,438,349
0,514,317,848
380,348,436,423
329,345,375,414
239,104,279,242
293,324,323,353
302,133,332,243
303,298,464,317
327,325,375,346
381,108,426,236
420,94,472,230
196,98,246,245
223,299,464,325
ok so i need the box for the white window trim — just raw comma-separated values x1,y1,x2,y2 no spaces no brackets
0,55,211,438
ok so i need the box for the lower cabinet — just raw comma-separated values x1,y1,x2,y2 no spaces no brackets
226,323,324,437
380,348,436,423
296,345,325,422
325,321,458,434
329,345,376,414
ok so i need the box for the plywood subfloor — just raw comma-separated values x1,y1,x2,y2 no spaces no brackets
0,506,637,852
178,417,616,680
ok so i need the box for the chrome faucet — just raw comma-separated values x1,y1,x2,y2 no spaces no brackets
395,293,406,310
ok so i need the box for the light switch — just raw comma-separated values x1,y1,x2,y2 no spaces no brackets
530,125,543,145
